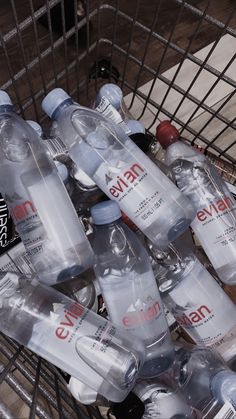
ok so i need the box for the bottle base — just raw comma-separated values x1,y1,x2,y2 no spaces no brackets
139,350,174,379
57,264,86,283
216,264,236,285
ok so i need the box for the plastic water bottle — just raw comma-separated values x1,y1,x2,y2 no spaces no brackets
168,345,236,417
0,90,94,284
42,88,195,248
26,120,69,185
156,120,236,284
149,242,236,362
91,200,174,378
133,381,197,418
0,270,145,402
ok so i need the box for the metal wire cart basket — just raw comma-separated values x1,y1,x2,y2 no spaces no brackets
1,0,236,417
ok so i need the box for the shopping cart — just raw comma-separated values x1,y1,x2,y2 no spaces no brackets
1,0,236,417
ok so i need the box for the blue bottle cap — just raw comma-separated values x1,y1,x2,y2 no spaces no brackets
91,200,121,225
97,84,123,110
0,90,13,106
26,120,43,138
42,88,71,118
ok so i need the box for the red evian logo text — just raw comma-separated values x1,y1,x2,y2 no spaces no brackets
197,196,234,222
175,305,211,328
122,301,161,327
55,302,84,340
10,200,36,222
109,163,145,198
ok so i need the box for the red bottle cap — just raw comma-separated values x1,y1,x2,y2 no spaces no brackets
156,120,180,149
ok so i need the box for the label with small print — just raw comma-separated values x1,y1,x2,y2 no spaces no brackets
101,160,166,230
95,96,131,134
214,401,236,419
167,259,236,347
191,193,236,270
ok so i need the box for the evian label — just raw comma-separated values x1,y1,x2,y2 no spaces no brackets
195,196,234,223
4,189,46,262
95,159,166,230
29,300,119,391
122,300,161,328
191,194,236,270
167,258,236,347
100,271,168,343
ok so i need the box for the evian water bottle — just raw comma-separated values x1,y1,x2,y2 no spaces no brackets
0,271,145,402
42,88,195,248
156,120,236,284
0,90,94,284
91,200,174,378
152,245,236,362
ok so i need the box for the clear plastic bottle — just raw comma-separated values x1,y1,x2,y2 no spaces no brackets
0,90,94,284
133,381,197,418
168,345,236,418
156,120,236,284
91,200,174,378
42,88,195,248
0,270,145,402
151,245,236,362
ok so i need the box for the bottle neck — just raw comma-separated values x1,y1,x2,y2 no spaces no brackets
93,218,122,231
52,98,74,120
0,104,14,114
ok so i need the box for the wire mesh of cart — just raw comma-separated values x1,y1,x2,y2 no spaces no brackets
1,0,236,418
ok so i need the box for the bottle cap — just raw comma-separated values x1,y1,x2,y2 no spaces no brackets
91,200,121,225
126,119,145,135
26,120,43,138
156,120,180,149
0,90,13,106
97,83,123,109
42,88,71,118
54,160,69,183
68,377,98,404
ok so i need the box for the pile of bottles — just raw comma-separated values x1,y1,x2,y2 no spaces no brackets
1,84,236,418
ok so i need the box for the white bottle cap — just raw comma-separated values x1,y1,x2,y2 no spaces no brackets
42,88,71,118
26,120,43,138
68,377,97,405
126,119,145,135
97,84,123,109
91,200,121,225
0,90,13,106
